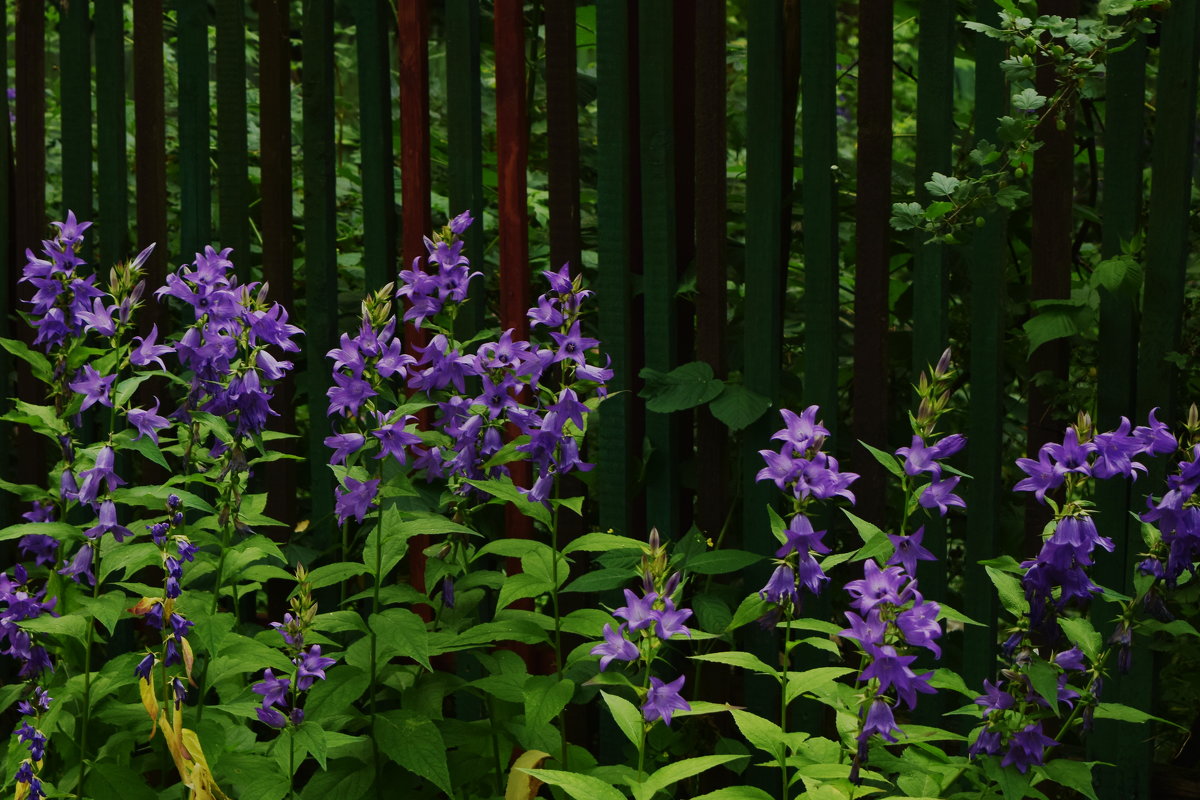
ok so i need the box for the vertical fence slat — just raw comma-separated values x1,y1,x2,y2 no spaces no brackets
399,0,432,268
302,0,337,536
259,0,296,618
59,0,92,231
638,0,678,536
14,0,45,254
94,0,128,266
852,0,892,527
355,0,396,291
446,0,485,337
802,0,839,438
909,0,954,724
545,0,581,273
963,0,1006,694
596,0,635,538
0,2,11,524
1089,30,1146,799
741,0,786,740
216,0,251,262
133,1,168,296
177,0,211,260
693,0,727,541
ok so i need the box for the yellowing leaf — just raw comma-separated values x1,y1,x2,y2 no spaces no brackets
505,750,551,800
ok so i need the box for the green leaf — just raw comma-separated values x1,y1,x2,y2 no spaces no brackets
859,440,905,479
1025,657,1060,710
305,665,369,721
519,769,626,800
88,762,159,800
0,337,53,383
600,690,643,749
936,602,984,627
20,612,90,641
562,531,646,555
371,608,431,670
115,431,171,469
0,520,80,543
360,523,409,580
99,542,161,582
462,476,552,527
294,720,328,770
112,485,214,513
730,709,785,757
691,650,778,677
767,505,788,546
638,361,725,413
785,667,855,704
524,675,575,731
890,202,925,231
685,549,762,575
78,591,128,636
562,567,636,594
496,572,554,610
924,172,961,198
995,184,1029,209
1036,759,1099,800
1012,87,1047,111
985,565,1029,617
640,755,744,800
709,383,772,431
1023,304,1089,357
114,374,153,408
691,789,775,800
725,594,770,632
377,709,453,795
306,562,368,590
1059,616,1102,662
0,401,68,437
1093,702,1186,729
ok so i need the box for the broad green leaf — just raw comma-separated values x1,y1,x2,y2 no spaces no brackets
476,538,553,561
99,542,161,582
0,477,45,502
0,337,53,383
463,476,552,527
1024,302,1090,357
767,505,788,546
293,720,328,770
377,709,453,795
842,510,886,546
639,755,744,800
638,361,725,413
691,650,778,677
924,171,961,197
785,667,855,705
360,523,409,579
1036,759,1099,800
371,608,431,670
20,612,90,641
730,709,785,757
929,668,976,699
496,572,554,610
685,549,762,575
1059,616,1102,662
562,567,636,594
1093,702,1185,729
306,562,368,590
525,675,575,732
520,769,626,800
305,665,369,721
985,565,1029,617
1011,87,1047,111
0,521,81,542
113,375,152,408
88,762,159,800
312,610,368,634
691,789,774,800
78,591,128,636
114,430,171,469
1,401,68,437
112,485,214,513
1025,657,1060,711
725,594,770,632
936,602,984,627
601,691,643,749
562,531,645,555
709,383,771,431
859,440,905,479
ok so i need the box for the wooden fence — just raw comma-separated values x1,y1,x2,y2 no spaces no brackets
3,2,1198,796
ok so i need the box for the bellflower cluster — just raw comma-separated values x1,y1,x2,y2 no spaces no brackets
326,212,611,523
2,567,56,800
18,502,59,568
20,210,100,352
1139,411,1200,589
156,245,302,439
590,530,692,726
755,406,857,617
841,555,941,779
133,495,198,703
252,566,336,728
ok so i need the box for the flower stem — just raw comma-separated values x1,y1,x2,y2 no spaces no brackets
79,546,102,798
780,614,792,800
369,468,384,800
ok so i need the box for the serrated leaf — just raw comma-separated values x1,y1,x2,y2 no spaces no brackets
785,667,855,704
524,675,574,732
1036,759,1099,800
371,608,431,670
691,650,778,676
377,710,453,795
859,440,905,479
520,769,625,800
0,520,80,542
726,594,769,632
561,531,645,555
1012,87,1047,111
305,562,368,590
691,789,775,800
890,201,925,231
1025,657,1060,710
1093,702,1185,729
0,337,53,383
293,720,328,770
639,755,743,800
924,172,961,198
686,549,762,575
730,709,785,757
1059,616,1102,662
638,361,725,413
463,476,552,527
709,383,771,431
600,691,643,749
986,565,1029,617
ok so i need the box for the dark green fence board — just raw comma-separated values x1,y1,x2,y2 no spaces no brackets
801,0,839,439
446,0,486,338
133,0,168,300
1091,46,1146,789
353,0,395,291
962,0,1006,694
693,0,728,541
258,0,297,611
59,0,92,236
595,0,635,539
94,0,128,266
14,0,46,255
0,4,11,524
638,0,679,537
176,0,211,260
398,0,432,270
545,0,581,273
851,0,892,528
302,0,338,536
215,0,251,263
